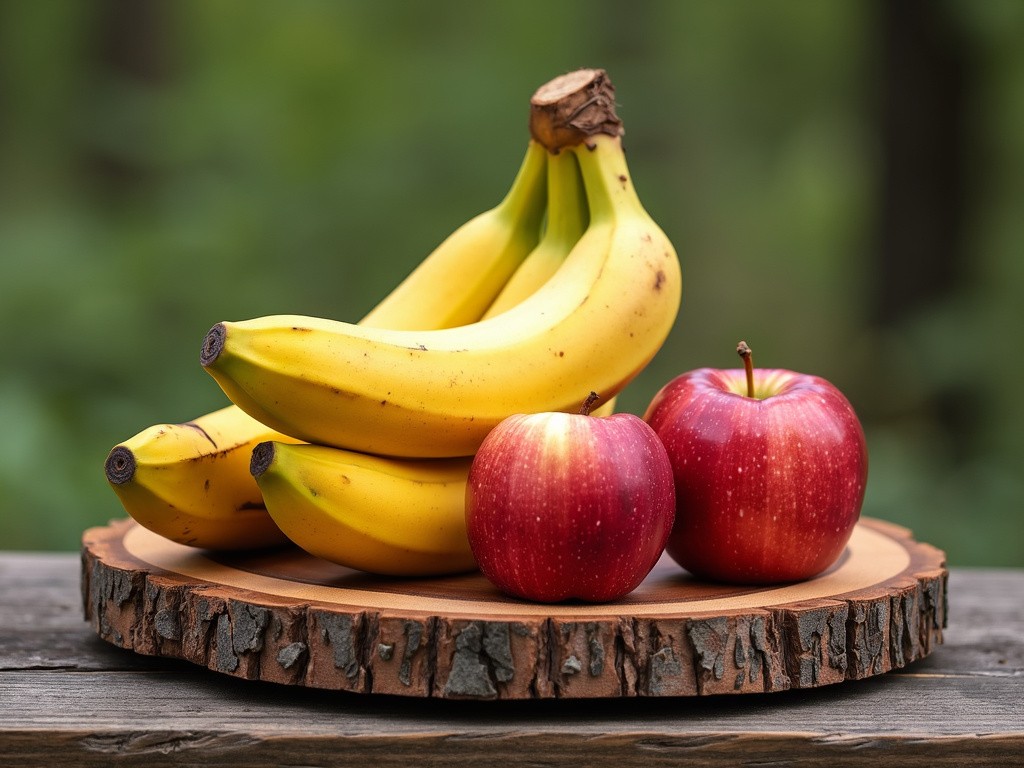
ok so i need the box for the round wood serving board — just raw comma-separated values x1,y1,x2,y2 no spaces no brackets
82,516,946,700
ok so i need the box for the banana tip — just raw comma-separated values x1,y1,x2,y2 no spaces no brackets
200,323,226,367
105,446,136,485
250,440,276,479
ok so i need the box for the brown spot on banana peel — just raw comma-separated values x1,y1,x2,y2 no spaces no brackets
654,269,666,291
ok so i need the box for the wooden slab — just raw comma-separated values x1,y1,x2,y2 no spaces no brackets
81,516,947,700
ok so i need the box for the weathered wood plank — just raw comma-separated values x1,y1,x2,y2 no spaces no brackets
0,669,1022,765
1,554,1022,766
2,665,1021,734
1,729,1021,768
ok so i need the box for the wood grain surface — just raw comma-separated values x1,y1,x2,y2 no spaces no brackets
1,551,1021,766
80,516,947,700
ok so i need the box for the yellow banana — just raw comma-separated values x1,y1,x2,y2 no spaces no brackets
481,147,617,417
106,140,548,548
103,405,300,549
200,133,681,458
482,148,586,318
250,441,476,576
361,140,547,329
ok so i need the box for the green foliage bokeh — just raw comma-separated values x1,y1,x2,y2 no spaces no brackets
1,0,1022,566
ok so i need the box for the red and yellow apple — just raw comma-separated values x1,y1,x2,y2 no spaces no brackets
643,343,868,584
466,394,676,603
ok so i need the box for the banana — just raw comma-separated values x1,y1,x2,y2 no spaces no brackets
107,140,548,548
104,405,300,549
360,139,548,330
481,147,617,417
250,441,476,576
200,133,681,458
482,148,586,318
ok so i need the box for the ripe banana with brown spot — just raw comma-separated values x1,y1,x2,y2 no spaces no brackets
104,405,301,550
200,133,681,458
106,140,548,549
250,441,477,576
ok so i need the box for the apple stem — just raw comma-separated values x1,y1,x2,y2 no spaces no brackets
580,391,601,416
737,341,755,398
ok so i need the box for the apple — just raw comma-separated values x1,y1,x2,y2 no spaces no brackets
643,342,868,584
466,393,676,603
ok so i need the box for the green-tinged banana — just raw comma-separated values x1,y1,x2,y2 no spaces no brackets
482,148,586,318
104,405,302,550
360,140,548,330
250,441,476,576
107,141,548,547
200,132,681,458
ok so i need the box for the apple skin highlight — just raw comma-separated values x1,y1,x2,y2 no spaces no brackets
644,367,868,585
466,411,676,603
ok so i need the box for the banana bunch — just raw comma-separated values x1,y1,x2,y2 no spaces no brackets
202,132,679,459
105,69,682,578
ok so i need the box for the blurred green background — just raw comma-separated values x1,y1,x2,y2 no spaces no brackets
1,0,1021,566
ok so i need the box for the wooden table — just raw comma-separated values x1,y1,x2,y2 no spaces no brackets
1,552,1021,767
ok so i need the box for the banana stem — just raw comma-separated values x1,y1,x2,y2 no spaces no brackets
529,69,623,153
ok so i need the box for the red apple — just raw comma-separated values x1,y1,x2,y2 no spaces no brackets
466,393,676,603
643,342,868,584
